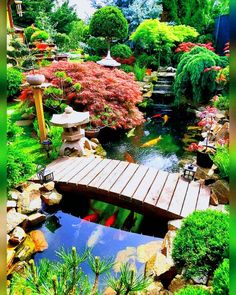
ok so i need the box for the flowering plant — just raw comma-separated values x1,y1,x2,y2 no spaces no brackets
188,142,204,152
175,42,215,53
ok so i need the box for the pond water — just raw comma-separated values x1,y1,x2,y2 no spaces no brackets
34,211,162,291
100,106,196,173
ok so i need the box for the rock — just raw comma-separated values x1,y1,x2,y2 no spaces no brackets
7,247,16,271
9,189,21,200
7,200,17,210
28,212,46,226
168,275,187,293
195,167,218,181
7,234,10,244
215,122,229,141
10,226,26,245
167,219,182,231
210,180,229,204
161,230,176,264
209,204,228,214
7,261,28,276
103,287,116,295
137,240,163,263
42,181,55,192
15,235,35,261
41,189,62,206
17,190,42,214
7,209,28,233
145,281,164,294
91,138,99,144
191,275,208,285
210,191,219,206
16,119,33,126
21,182,42,192
29,230,48,252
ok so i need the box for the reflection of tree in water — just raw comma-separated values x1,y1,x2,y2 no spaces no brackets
45,215,61,233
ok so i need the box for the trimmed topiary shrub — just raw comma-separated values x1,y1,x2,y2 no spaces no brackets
54,33,70,49
24,25,40,42
212,258,229,295
111,44,133,59
7,67,23,100
176,285,210,295
31,30,49,42
174,46,229,106
172,210,229,279
89,6,128,41
85,37,108,56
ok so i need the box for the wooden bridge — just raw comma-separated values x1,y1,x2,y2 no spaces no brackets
36,156,210,219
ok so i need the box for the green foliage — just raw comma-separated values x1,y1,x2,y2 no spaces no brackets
133,63,146,81
41,59,52,67
213,95,229,110
31,30,49,42
172,210,229,279
24,25,40,42
135,53,159,69
85,37,108,56
120,64,134,73
54,33,70,50
85,55,102,62
111,44,133,58
7,68,23,99
211,145,229,178
197,34,214,44
7,143,36,190
7,118,24,142
131,19,198,67
89,6,128,41
174,46,229,105
176,285,210,295
212,258,229,295
50,0,79,34
68,20,90,50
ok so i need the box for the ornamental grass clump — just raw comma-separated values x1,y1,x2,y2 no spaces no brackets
212,258,229,295
172,210,229,280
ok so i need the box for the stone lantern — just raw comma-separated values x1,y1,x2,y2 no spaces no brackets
50,106,97,156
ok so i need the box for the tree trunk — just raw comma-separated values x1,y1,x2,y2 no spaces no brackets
91,273,99,295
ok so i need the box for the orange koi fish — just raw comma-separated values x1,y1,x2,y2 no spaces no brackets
162,114,169,124
141,135,162,148
124,152,136,163
104,210,119,227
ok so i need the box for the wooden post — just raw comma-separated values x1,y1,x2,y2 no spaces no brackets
32,87,47,142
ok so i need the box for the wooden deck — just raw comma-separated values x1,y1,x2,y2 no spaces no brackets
35,156,210,219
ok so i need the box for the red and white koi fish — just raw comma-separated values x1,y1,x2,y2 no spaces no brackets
151,114,162,119
104,210,119,227
82,212,99,223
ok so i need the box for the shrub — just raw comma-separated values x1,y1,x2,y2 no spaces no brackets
120,64,134,73
176,285,210,295
54,33,70,50
31,30,49,42
84,55,101,62
216,66,229,93
7,67,23,99
24,25,40,42
212,258,229,295
172,210,229,279
111,44,133,59
89,6,128,41
133,63,147,81
7,143,36,190
21,61,144,130
135,53,159,69
85,37,108,56
7,118,24,142
211,145,229,178
198,34,214,44
174,46,228,106
213,95,229,110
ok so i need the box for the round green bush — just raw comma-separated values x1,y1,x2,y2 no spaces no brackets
120,64,134,73
24,25,40,42
89,6,128,41
111,44,133,58
85,37,108,56
176,285,210,295
212,259,229,295
31,30,49,42
85,55,101,62
54,33,70,49
7,68,23,99
172,210,229,279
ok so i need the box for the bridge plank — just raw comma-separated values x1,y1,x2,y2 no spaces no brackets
110,163,139,195
89,160,120,188
156,173,179,210
70,157,103,184
52,157,78,179
144,170,169,206
79,159,112,186
132,168,159,202
55,157,85,181
46,157,70,169
121,165,149,198
196,185,210,210
99,161,129,191
61,157,95,183
181,181,200,217
168,177,189,215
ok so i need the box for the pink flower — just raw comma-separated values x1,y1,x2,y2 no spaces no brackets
188,143,204,152
218,138,229,146
213,95,219,101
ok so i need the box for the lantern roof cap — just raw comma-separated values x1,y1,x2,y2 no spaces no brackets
50,106,89,128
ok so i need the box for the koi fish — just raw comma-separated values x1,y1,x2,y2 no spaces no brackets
140,136,162,148
162,114,169,124
124,152,136,163
104,210,119,227
126,127,136,138
82,212,99,222
122,211,137,231
87,226,103,248
151,114,162,119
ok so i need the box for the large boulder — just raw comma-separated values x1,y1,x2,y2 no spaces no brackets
7,200,17,211
21,182,42,192
167,219,182,231
15,235,35,261
210,180,229,204
161,230,176,264
9,226,26,245
41,189,62,206
8,189,21,201
7,209,28,233
29,230,48,252
27,212,46,227
168,275,188,293
17,190,42,214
